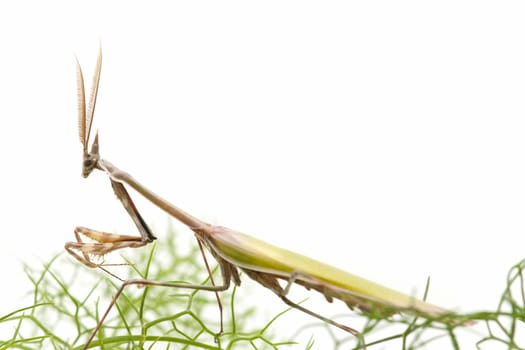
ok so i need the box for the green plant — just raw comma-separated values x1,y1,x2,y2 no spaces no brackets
2,226,525,349
1,228,296,349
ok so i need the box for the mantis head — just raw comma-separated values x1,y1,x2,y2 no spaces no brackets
76,47,102,178
82,131,100,178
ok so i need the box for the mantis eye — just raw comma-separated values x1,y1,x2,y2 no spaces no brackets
82,154,98,178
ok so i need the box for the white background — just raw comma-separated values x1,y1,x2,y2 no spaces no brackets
1,1,525,348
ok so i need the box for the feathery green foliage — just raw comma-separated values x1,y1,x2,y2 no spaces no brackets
2,226,525,349
1,228,296,349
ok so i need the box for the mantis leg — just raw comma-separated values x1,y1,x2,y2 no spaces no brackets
65,179,156,270
279,271,360,336
245,269,361,337
278,296,361,336
82,256,235,350
65,226,147,266
109,179,157,243
196,239,226,336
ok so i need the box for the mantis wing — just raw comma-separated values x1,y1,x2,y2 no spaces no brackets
207,225,449,317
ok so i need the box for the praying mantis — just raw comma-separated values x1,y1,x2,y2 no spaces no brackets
66,49,463,349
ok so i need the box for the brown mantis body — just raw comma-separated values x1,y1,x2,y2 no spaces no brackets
66,49,462,350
